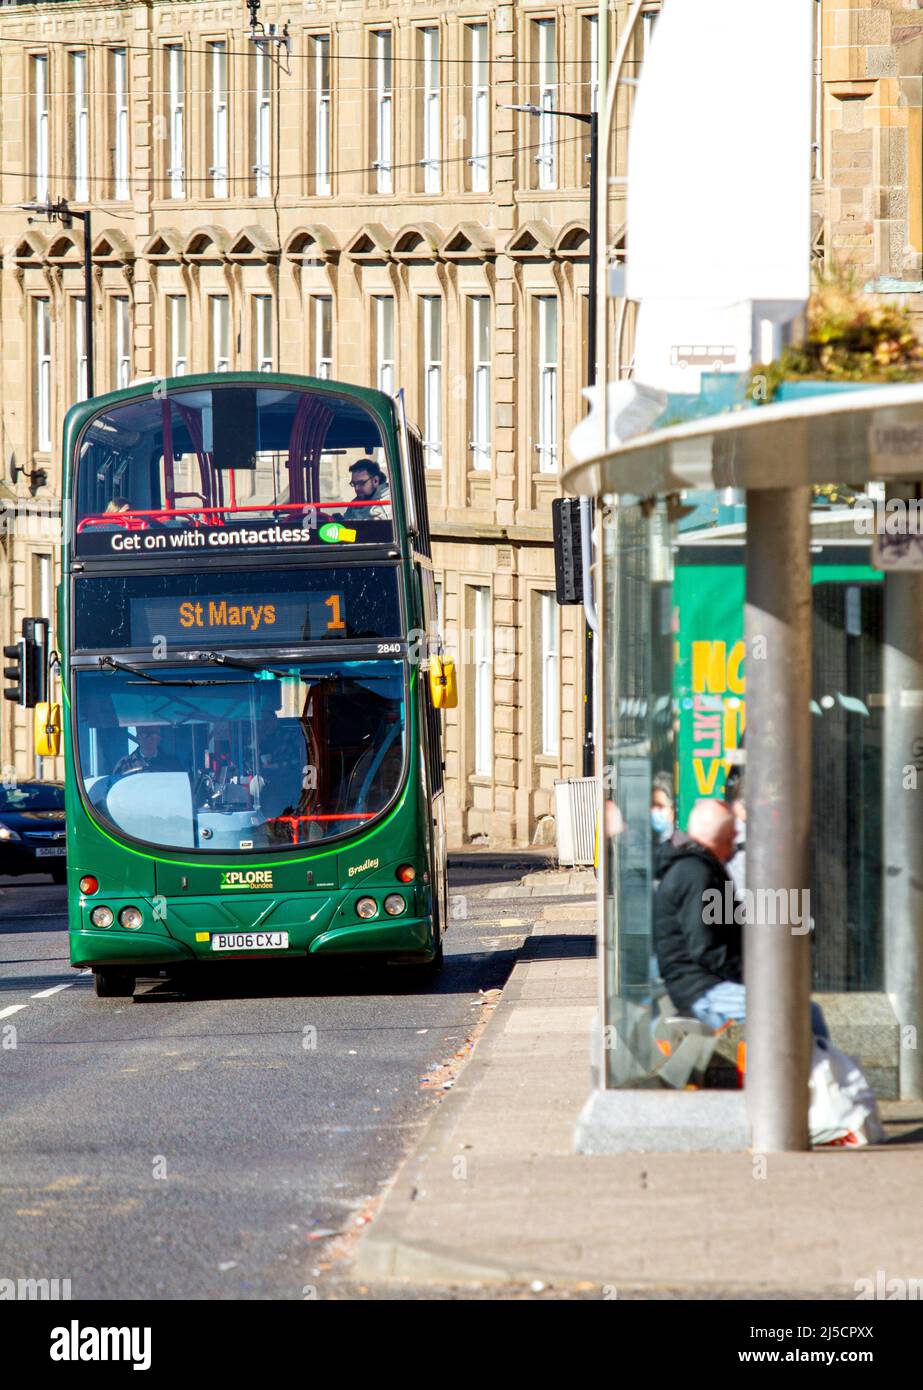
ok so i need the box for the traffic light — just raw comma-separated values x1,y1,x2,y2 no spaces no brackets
23,618,49,707
3,618,49,708
552,498,584,605
3,638,25,706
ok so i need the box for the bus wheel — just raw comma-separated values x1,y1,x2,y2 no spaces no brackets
93,969,135,999
420,932,444,980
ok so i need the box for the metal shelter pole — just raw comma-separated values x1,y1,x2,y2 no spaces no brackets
745,486,813,1152
882,486,923,1098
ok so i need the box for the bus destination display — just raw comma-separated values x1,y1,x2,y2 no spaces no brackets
73,567,401,650
130,593,347,645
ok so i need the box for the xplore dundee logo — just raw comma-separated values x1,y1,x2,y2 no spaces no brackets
220,870,274,891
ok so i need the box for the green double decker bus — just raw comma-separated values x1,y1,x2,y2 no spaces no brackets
57,374,453,998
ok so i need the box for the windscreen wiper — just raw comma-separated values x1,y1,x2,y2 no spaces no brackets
190,652,400,682
188,651,294,679
97,655,244,687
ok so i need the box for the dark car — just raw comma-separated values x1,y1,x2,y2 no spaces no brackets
0,781,67,882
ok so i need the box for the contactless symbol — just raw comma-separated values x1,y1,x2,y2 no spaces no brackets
318,522,357,544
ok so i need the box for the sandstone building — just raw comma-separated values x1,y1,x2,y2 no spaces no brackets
0,0,633,846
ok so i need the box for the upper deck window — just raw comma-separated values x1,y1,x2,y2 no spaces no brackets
74,384,394,558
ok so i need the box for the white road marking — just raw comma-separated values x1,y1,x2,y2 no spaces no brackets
4,913,68,920
31,981,76,998
0,1005,27,1019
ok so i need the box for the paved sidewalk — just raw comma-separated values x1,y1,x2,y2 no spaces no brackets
483,867,597,899
357,904,923,1295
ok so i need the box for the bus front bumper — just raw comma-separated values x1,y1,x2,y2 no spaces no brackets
71,915,437,968
71,929,196,969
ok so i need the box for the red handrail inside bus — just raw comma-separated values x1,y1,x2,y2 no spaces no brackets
268,812,375,844
76,498,392,532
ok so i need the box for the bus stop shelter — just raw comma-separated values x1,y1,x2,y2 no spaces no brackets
565,381,923,1153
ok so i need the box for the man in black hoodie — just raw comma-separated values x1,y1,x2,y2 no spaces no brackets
654,798,828,1037
653,798,745,1028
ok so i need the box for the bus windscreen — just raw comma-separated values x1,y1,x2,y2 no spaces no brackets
74,659,406,852
73,385,394,557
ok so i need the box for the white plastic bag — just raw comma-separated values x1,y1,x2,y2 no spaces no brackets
808,1036,886,1148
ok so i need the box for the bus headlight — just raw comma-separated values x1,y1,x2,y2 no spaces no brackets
119,906,143,930
384,894,406,916
355,897,378,920
90,906,114,928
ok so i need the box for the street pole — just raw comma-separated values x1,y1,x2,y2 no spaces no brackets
882,483,923,1098
79,208,94,399
582,111,599,777
496,102,598,775
745,486,813,1152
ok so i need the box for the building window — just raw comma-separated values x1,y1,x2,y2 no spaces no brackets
71,51,89,201
113,297,131,389
209,42,229,198
374,296,394,395
469,297,491,471
312,34,331,196
434,577,444,641
113,48,129,200
473,586,492,775
253,42,271,197
540,592,560,756
211,295,230,372
254,296,273,372
34,553,53,631
534,19,557,190
642,5,660,58
168,295,188,376
35,298,51,452
33,55,49,202
420,27,440,194
466,24,489,193
421,296,442,468
311,295,332,378
166,45,185,199
583,14,598,184
74,297,87,401
373,30,393,194
536,296,558,472
813,0,823,180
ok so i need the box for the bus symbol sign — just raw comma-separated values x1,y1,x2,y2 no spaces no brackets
220,870,274,891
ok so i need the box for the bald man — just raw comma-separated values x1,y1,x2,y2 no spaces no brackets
655,798,828,1037
653,798,745,1029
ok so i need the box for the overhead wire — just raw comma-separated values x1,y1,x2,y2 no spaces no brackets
2,132,597,197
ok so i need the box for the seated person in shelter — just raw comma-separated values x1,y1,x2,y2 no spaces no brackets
653,798,827,1037
114,726,182,776
341,460,390,523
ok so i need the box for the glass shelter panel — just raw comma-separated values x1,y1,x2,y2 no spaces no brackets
601,484,889,1089
601,502,674,1086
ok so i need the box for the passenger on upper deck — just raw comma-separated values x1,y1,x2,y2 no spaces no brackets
343,460,390,523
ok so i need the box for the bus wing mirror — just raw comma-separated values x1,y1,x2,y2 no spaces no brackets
429,656,458,710
34,701,61,758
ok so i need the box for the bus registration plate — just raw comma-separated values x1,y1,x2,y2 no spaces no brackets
211,931,289,952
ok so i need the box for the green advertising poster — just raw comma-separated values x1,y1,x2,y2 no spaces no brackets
674,558,883,826
674,563,745,825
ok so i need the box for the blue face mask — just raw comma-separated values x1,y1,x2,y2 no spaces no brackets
651,808,672,838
